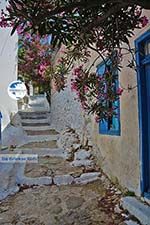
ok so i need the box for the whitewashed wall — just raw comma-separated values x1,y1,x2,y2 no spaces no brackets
0,1,18,131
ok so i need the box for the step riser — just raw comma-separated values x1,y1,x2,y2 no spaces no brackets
19,112,48,115
25,130,59,136
21,117,47,120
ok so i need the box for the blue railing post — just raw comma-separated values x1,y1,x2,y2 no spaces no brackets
0,111,2,150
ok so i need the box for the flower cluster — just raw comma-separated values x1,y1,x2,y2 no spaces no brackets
71,65,123,122
0,9,13,28
139,16,149,27
18,33,52,85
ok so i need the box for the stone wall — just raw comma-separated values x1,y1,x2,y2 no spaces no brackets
51,86,84,134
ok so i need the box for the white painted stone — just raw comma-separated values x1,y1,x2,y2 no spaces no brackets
22,118,49,124
19,176,52,186
21,148,68,159
115,190,122,195
23,126,51,131
72,144,81,150
66,147,74,153
16,222,25,225
124,220,139,225
54,175,74,186
27,135,59,142
121,213,129,218
114,204,122,214
57,131,79,149
28,95,50,112
2,125,28,147
75,172,100,184
121,197,150,225
75,149,91,160
71,160,93,167
100,175,106,182
50,88,84,132
144,197,150,206
88,140,93,146
0,160,23,201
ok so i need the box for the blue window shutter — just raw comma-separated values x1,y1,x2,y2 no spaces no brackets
97,63,108,134
99,120,108,134
97,60,121,136
97,63,106,75
112,100,120,135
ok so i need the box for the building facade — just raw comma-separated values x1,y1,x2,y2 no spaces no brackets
0,1,18,131
91,10,150,198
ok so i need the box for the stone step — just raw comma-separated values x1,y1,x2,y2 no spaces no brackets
21,118,49,124
121,197,150,225
27,135,59,142
19,111,48,116
25,130,59,136
23,126,52,131
18,176,52,186
22,123,50,127
19,148,67,158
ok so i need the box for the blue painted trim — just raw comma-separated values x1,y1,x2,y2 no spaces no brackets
135,30,150,195
99,127,120,136
144,192,150,200
141,55,150,64
97,60,121,136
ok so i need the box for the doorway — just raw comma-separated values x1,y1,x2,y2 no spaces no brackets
136,30,150,197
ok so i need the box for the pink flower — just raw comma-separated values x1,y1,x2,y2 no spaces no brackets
140,16,149,27
95,116,100,123
71,82,78,92
73,65,84,77
116,88,123,95
134,6,142,16
81,100,88,110
0,15,11,28
58,58,64,63
84,86,89,93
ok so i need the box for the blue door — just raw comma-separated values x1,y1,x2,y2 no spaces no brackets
136,31,150,196
145,61,150,193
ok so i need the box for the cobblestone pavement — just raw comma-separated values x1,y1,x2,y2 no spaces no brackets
0,110,139,225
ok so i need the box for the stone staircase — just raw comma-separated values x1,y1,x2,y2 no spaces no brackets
20,111,59,143
15,108,101,187
0,103,100,201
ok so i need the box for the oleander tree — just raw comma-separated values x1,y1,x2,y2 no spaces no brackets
17,32,52,103
0,0,149,121
18,32,67,104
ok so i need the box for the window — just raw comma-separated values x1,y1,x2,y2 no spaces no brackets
97,60,121,136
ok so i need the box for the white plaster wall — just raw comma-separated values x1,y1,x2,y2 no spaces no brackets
0,1,18,131
91,10,150,195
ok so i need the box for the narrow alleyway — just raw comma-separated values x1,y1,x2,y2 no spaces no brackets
0,103,139,225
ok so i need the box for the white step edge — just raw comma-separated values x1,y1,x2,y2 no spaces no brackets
121,197,150,225
22,118,49,124
27,135,59,142
23,126,51,131
18,148,68,158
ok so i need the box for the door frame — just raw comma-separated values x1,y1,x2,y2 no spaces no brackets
135,30,150,197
